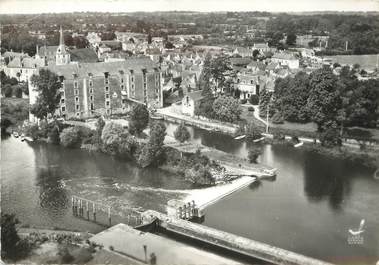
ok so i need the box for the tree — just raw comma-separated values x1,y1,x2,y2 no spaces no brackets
94,116,106,144
129,104,149,135
306,66,341,129
245,122,262,142
101,122,136,157
252,49,260,58
3,84,12,97
249,94,259,105
286,32,297,46
13,85,23,98
60,127,81,148
138,121,166,167
185,165,214,185
212,96,242,122
174,122,190,143
147,33,152,44
319,121,342,147
30,69,61,120
1,213,21,259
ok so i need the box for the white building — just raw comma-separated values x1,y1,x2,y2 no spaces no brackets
271,52,299,69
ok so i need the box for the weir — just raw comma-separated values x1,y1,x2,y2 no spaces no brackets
141,210,334,265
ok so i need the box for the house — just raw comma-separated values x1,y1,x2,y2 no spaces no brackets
181,90,203,117
271,52,299,69
233,47,254,57
4,56,45,82
235,71,262,100
252,43,271,53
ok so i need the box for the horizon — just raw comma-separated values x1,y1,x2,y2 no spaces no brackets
0,0,378,14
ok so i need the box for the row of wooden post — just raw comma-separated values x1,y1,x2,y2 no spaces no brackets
72,196,111,226
176,200,196,219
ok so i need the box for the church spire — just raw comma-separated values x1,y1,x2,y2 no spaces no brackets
59,25,64,46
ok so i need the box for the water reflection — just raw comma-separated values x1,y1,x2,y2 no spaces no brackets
303,154,352,210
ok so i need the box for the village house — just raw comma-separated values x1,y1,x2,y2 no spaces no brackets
271,52,300,69
181,90,203,117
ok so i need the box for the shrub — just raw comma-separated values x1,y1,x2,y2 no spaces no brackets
174,122,190,143
60,127,81,148
184,164,214,186
129,104,149,135
240,99,247,104
247,106,255,112
1,213,21,259
212,96,242,122
249,94,259,105
3,84,13,97
101,122,137,157
59,246,74,263
272,112,284,124
13,85,23,98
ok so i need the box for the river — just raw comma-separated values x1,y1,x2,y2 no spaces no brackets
1,123,379,264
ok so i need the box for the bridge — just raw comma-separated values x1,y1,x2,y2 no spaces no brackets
141,210,334,265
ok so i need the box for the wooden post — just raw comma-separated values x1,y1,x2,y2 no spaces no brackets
93,203,96,222
72,197,75,215
108,207,111,226
86,201,89,220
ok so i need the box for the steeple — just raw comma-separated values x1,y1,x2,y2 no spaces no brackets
56,25,70,65
59,25,64,46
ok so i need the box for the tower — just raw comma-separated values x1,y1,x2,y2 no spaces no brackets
56,26,70,65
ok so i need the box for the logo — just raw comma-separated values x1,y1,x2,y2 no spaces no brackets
348,219,365,245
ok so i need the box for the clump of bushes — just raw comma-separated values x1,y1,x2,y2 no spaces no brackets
60,127,82,148
174,122,190,143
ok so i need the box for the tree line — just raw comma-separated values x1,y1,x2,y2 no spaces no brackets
260,65,379,146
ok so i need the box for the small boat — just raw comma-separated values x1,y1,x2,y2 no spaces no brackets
294,142,304,148
234,135,246,140
13,132,19,138
24,136,34,142
150,115,164,120
253,137,265,143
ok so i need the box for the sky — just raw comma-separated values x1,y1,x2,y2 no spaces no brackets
0,0,378,14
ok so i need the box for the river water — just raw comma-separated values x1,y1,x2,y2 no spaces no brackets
1,123,379,264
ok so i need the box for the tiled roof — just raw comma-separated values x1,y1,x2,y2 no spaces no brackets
69,48,98,63
7,56,45,68
272,52,298,60
185,90,203,101
45,57,158,78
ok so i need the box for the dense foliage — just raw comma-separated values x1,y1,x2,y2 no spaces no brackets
129,104,149,135
137,121,166,167
212,96,242,123
101,122,137,157
174,122,190,143
30,69,61,120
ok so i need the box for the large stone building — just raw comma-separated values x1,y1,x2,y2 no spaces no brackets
29,27,163,122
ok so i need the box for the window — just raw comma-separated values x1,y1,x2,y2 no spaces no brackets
74,89,79,95
74,81,78,88
105,94,109,99
75,97,79,103
76,105,80,110
105,86,109,92
121,84,124,90
131,76,134,82
89,88,93,94
90,103,94,110
106,101,110,106
61,91,65,97
89,81,93,87
121,78,124,83
61,106,66,112
76,112,80,116
90,95,93,101
251,80,254,84
61,99,65,103
105,79,109,85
